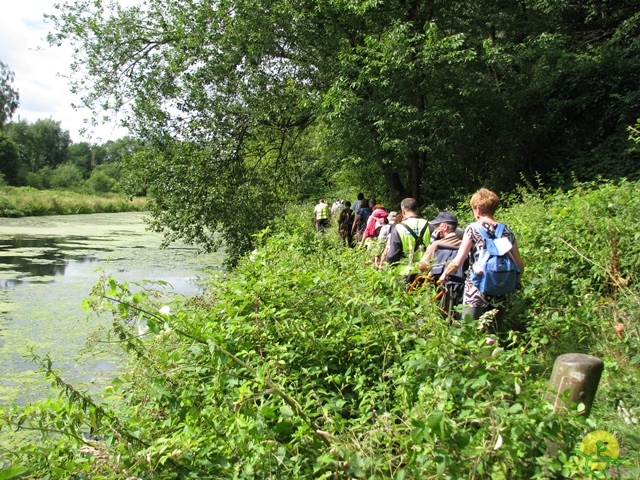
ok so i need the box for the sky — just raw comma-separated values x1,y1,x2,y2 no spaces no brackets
0,0,130,143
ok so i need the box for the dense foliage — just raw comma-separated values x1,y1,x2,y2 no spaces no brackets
1,181,639,479
44,0,640,263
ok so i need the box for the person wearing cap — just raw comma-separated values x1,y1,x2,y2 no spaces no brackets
418,211,461,270
416,212,466,316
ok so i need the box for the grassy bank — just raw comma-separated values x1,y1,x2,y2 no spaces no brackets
0,186,147,217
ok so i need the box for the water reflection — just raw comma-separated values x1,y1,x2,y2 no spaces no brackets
0,236,102,286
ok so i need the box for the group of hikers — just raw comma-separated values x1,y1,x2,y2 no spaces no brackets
313,188,525,339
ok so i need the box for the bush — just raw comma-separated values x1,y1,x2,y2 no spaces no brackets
0,186,147,216
85,170,117,193
50,163,84,189
25,166,53,190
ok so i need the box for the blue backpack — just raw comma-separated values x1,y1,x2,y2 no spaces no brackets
469,223,520,296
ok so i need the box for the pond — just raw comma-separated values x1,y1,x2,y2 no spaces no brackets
0,212,223,407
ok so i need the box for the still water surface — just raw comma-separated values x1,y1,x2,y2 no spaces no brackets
0,212,223,406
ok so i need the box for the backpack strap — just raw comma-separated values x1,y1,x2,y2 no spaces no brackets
398,221,429,250
474,222,505,239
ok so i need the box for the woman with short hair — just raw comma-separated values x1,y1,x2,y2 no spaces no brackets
439,188,525,334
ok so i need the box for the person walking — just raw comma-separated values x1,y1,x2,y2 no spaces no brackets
378,211,402,266
385,198,429,285
313,199,330,232
418,211,461,268
375,211,396,267
418,211,465,318
351,193,364,215
439,188,524,334
337,201,355,246
351,199,372,243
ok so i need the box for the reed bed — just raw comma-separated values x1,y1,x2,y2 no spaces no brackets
0,187,147,217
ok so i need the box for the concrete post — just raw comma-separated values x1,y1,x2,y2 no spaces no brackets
546,353,604,417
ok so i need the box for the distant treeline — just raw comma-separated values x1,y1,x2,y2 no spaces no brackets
0,118,145,195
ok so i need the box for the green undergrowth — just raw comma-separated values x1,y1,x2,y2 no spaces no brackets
1,180,640,479
0,186,147,217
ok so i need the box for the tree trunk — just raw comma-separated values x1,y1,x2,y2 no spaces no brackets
408,150,424,205
380,163,406,205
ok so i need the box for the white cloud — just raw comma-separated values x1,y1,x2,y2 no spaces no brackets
0,0,130,143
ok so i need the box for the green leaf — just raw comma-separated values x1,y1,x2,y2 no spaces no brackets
146,319,160,334
454,432,471,449
0,466,29,480
427,410,445,437
471,374,488,389
279,405,294,418
508,403,523,414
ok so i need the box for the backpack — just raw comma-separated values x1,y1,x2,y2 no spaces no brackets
358,207,372,231
469,222,520,296
431,245,467,318
339,208,354,232
430,246,466,280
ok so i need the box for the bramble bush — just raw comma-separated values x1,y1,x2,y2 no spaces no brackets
1,181,639,479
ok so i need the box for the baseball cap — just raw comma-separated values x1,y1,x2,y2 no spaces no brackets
428,211,458,225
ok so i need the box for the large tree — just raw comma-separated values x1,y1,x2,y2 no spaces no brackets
48,0,348,261
48,0,640,260
5,119,71,173
0,133,21,184
0,60,19,128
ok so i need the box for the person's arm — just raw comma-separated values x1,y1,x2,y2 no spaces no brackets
418,242,438,272
351,213,361,234
509,243,525,281
439,236,472,282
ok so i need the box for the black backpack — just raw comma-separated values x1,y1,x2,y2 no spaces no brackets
430,246,465,279
430,245,468,318
398,222,429,262
339,208,354,231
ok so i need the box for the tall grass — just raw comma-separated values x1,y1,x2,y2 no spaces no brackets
0,186,147,217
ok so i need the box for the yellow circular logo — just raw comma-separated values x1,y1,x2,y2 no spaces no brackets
579,430,620,472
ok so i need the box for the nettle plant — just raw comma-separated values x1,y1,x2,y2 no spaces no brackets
3,188,640,479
